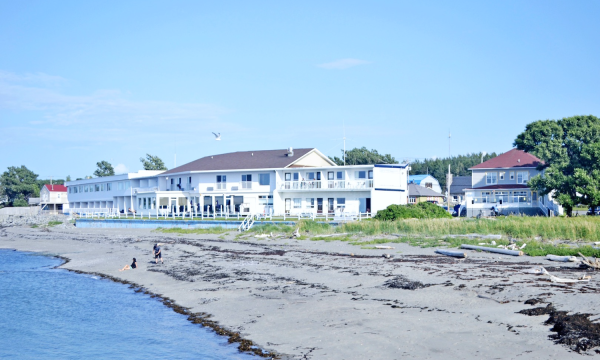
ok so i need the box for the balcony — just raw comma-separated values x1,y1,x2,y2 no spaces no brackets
279,180,373,191
134,186,159,193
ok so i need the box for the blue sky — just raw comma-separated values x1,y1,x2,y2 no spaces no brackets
2,0,600,179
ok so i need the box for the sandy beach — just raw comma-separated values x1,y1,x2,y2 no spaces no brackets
1,224,598,359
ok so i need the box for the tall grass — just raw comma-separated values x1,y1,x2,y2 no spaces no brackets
250,217,600,242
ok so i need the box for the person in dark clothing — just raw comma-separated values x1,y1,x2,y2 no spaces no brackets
153,243,163,264
120,258,137,271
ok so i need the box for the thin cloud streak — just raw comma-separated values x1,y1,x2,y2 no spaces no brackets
317,58,371,70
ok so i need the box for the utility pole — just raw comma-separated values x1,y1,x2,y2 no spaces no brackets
448,130,451,158
446,164,452,213
343,121,346,166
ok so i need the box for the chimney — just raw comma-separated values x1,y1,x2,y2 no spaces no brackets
287,147,294,157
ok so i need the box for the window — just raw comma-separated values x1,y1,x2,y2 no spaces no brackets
499,172,505,181
216,175,226,189
242,174,252,189
284,173,291,181
79,186,82,193
328,172,334,180
125,181,131,189
258,195,273,205
84,185,89,192
95,184,100,192
486,172,497,185
409,197,416,204
355,171,366,179
368,170,373,179
517,171,529,184
336,171,344,180
152,198,156,209
188,177,192,184
306,198,315,208
307,172,315,180
316,172,321,180
101,183,105,191
138,198,142,208
293,173,299,181
293,198,301,209
107,183,112,191
259,174,270,185
118,182,123,190
143,198,147,209
336,198,345,209
510,172,515,180
424,182,433,189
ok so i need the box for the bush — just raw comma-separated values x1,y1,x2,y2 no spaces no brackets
374,202,452,221
12,198,28,207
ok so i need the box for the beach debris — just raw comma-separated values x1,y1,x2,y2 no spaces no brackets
317,233,349,238
382,253,394,259
546,254,579,262
435,249,467,258
447,234,501,240
254,233,271,238
384,275,430,290
523,266,591,283
578,252,600,269
461,244,523,256
293,228,300,237
375,245,395,249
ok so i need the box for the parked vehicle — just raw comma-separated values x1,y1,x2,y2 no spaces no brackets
587,207,600,216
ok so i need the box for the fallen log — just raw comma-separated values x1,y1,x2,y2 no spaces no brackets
546,254,578,262
578,252,600,269
375,245,395,249
435,249,467,258
461,244,523,256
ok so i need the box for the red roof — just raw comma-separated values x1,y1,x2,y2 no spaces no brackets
470,149,543,169
464,184,529,190
43,184,67,192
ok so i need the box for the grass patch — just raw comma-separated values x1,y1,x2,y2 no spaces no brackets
47,221,62,227
155,227,230,234
30,224,38,228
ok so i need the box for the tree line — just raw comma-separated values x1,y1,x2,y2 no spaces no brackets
0,154,167,207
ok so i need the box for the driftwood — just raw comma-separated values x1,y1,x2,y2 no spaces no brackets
579,252,600,269
375,245,395,249
316,233,350,238
461,244,523,256
524,266,591,283
546,254,579,262
435,249,467,258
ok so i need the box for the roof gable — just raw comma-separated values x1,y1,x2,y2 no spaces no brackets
161,148,321,174
44,184,67,192
408,183,443,197
470,149,543,170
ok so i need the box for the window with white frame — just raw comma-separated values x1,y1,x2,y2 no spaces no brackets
258,195,273,205
125,181,131,189
486,172,497,185
510,172,515,180
499,172,505,180
517,171,529,184
79,186,82,193
336,198,346,209
355,171,366,179
107,183,112,191
259,173,270,185
242,174,252,189
293,198,301,208
95,184,100,192
368,170,373,179
336,171,344,180
216,175,226,189
118,182,123,190
284,173,291,181
307,172,315,180
101,183,105,191
409,197,416,204
84,185,89,192
306,198,315,208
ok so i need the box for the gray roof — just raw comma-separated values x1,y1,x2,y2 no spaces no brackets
449,176,472,195
161,148,316,174
408,183,444,197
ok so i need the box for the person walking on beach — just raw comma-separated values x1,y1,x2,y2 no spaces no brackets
153,243,163,264
119,258,137,271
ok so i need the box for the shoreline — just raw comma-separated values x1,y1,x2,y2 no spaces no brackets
1,225,598,359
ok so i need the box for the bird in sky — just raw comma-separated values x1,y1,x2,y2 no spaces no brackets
212,132,221,140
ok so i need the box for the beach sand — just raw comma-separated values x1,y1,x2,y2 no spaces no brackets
1,225,597,359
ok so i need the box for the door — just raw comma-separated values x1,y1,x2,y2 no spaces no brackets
317,198,323,214
328,198,334,213
359,198,367,213
285,198,291,214
171,199,177,214
366,198,371,213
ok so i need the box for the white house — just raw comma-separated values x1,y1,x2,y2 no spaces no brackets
66,148,409,217
40,184,69,212
464,149,562,217
408,175,442,194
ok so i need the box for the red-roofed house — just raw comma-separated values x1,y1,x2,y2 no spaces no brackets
464,149,562,217
40,184,69,212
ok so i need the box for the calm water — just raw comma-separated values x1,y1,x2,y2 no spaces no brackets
0,249,255,360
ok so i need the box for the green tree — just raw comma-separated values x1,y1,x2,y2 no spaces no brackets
0,166,40,205
66,175,72,181
329,147,396,166
140,154,167,170
408,152,497,189
514,115,600,216
94,161,115,177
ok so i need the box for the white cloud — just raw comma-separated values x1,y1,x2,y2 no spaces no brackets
114,164,128,174
317,58,371,70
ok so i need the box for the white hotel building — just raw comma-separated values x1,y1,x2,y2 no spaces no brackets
66,148,408,217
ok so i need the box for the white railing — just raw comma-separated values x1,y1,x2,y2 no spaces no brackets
469,196,532,206
216,183,226,190
134,187,159,193
280,180,373,190
241,181,252,189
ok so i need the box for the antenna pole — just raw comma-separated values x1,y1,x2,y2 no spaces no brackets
343,122,346,166
448,130,451,158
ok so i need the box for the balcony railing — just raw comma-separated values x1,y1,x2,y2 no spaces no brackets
134,187,159,193
216,183,227,190
469,196,533,206
241,181,252,189
280,180,373,190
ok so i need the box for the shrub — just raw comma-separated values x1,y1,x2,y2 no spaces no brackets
12,198,28,207
374,202,451,221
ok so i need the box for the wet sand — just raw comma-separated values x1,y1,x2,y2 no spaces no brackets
1,225,598,359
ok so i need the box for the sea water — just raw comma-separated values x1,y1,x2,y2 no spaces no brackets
0,249,255,360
